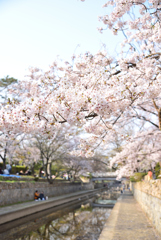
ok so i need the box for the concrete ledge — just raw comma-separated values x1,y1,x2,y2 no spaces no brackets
0,189,103,225
92,203,115,208
98,195,122,240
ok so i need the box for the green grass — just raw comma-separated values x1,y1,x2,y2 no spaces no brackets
0,174,80,183
0,180,33,183
20,175,35,178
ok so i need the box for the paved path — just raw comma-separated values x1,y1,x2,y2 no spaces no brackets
99,191,161,240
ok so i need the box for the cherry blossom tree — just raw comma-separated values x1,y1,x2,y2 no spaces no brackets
24,125,80,183
62,156,94,181
1,1,161,177
0,132,24,170
110,129,161,178
13,143,40,175
0,76,20,170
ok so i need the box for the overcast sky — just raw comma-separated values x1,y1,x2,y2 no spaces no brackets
0,0,123,80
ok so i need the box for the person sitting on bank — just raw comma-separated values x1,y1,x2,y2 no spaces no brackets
34,190,40,200
19,170,24,175
6,164,12,174
25,170,31,175
39,191,46,200
3,169,9,175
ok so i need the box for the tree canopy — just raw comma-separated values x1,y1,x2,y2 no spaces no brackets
1,1,161,177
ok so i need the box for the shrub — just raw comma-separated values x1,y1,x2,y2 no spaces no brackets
88,173,93,179
155,163,161,179
130,172,147,182
34,177,39,182
0,176,4,181
11,166,27,174
34,162,42,171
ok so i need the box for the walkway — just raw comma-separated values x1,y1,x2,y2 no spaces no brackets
99,191,161,240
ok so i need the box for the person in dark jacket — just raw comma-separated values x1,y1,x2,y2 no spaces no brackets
39,191,46,200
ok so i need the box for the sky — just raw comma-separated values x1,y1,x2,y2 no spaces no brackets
0,0,123,80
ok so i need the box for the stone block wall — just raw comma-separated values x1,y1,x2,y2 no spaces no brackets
0,181,94,206
131,179,161,235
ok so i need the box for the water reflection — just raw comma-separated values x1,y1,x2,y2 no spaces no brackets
96,199,116,205
15,206,111,240
95,190,120,206
2,205,110,240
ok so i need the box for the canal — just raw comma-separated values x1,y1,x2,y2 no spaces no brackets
0,189,120,240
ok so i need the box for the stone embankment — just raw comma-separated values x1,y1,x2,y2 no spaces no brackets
0,181,94,206
131,179,161,235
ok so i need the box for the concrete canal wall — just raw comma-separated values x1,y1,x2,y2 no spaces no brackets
0,181,94,206
131,179,161,235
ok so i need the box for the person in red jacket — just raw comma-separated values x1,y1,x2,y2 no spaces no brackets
148,170,153,181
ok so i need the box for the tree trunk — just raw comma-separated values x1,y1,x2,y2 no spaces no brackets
45,161,53,184
73,172,76,182
2,157,6,171
31,162,35,175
